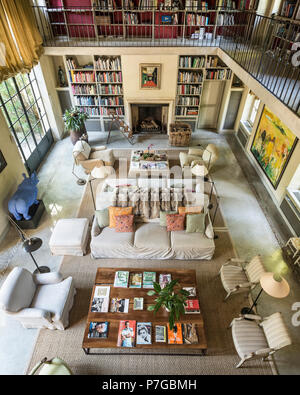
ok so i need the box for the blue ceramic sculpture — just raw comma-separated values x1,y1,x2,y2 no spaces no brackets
8,173,39,221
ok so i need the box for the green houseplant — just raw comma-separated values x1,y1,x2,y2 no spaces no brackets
63,108,89,145
147,279,189,330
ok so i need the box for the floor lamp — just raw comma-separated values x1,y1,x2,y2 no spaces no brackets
8,216,50,274
89,166,113,210
241,272,290,315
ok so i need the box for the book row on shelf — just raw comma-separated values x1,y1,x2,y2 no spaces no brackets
206,55,221,67
97,71,123,83
177,84,202,94
216,12,235,25
178,71,203,83
100,85,123,94
77,106,124,116
100,97,124,106
280,1,300,18
179,56,205,68
70,71,95,83
205,68,232,79
124,12,139,24
177,96,200,105
71,84,124,95
186,13,210,25
74,96,124,106
95,57,122,71
176,107,199,116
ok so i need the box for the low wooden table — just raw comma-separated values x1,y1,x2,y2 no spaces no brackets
82,267,207,356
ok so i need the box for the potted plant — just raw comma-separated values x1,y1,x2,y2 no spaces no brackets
147,279,189,330
63,108,89,145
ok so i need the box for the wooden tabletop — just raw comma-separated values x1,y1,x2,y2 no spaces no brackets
82,267,207,354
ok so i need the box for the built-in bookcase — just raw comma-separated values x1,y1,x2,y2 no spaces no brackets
175,55,232,120
65,55,124,119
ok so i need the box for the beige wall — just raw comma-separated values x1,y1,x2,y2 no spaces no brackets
0,112,26,240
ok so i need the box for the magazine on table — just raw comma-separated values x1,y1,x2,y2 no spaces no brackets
114,271,129,288
110,298,129,313
133,297,144,311
143,271,156,288
129,273,142,288
155,325,167,343
167,323,183,344
183,287,197,297
184,299,200,314
159,274,172,289
88,321,109,339
182,323,198,344
136,322,152,345
90,286,110,313
117,320,136,347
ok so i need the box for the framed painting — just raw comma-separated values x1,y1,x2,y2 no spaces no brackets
251,106,298,189
140,64,161,90
0,150,7,173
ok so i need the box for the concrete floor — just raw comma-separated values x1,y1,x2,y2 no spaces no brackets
0,129,299,375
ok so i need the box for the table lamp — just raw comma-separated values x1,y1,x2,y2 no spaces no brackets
241,272,290,315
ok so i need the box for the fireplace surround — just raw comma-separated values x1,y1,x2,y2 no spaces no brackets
131,103,169,134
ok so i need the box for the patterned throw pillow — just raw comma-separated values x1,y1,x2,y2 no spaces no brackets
166,214,185,232
160,210,177,226
178,206,203,216
109,206,133,228
115,215,134,233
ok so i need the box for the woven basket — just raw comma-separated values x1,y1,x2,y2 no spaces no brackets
169,123,192,146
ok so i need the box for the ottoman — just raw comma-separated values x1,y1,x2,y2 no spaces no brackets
49,218,89,256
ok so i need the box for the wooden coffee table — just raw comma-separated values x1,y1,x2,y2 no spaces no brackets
128,150,170,178
82,267,207,356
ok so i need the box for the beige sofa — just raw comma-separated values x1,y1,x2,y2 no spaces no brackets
90,179,215,260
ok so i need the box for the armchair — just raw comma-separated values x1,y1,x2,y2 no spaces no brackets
29,357,72,375
179,144,219,175
0,268,76,330
73,140,115,174
219,255,266,301
230,312,292,368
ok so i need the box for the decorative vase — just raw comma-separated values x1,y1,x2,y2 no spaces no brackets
69,125,88,145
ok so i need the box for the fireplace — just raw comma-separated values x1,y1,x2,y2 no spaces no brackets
131,103,169,134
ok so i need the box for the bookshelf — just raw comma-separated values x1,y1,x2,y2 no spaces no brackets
175,55,232,120
65,55,124,120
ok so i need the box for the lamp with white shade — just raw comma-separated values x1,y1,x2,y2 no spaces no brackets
241,272,290,315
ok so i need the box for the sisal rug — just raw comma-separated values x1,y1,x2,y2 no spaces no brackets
26,157,273,375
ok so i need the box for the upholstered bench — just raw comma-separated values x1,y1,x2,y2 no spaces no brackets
49,218,89,256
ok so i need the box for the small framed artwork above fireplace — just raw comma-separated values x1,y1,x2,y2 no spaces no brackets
140,63,161,90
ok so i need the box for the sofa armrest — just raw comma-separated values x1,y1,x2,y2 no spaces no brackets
92,145,106,152
79,159,104,173
33,272,63,285
91,215,102,237
52,277,75,322
8,307,51,320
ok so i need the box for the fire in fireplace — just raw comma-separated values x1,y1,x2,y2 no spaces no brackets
131,103,168,134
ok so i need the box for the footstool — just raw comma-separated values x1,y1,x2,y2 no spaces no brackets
49,218,89,256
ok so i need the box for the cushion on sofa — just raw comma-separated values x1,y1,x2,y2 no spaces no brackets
178,206,203,215
188,147,204,156
115,214,134,233
166,214,185,232
109,206,133,228
95,208,109,228
186,214,206,233
171,231,215,260
160,210,177,226
134,223,173,259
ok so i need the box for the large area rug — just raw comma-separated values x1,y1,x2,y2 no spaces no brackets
26,154,274,375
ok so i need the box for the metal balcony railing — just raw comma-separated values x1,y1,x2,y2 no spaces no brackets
32,6,300,115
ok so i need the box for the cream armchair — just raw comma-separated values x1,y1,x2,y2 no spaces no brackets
73,140,115,174
219,255,266,301
0,268,76,330
230,312,292,368
179,144,219,174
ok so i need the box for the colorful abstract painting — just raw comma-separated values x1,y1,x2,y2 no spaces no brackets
251,106,298,189
140,64,161,90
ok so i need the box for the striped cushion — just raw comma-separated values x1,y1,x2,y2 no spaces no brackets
261,312,292,350
245,255,266,283
232,319,268,359
220,265,248,293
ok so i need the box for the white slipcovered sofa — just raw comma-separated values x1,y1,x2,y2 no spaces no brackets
90,178,215,260
0,268,76,330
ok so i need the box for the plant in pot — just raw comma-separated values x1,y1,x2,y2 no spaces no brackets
63,108,89,145
147,279,189,330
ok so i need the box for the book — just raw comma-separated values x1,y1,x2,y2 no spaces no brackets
143,271,156,288
183,287,197,297
136,322,152,345
182,323,198,344
88,321,109,338
184,299,200,314
155,325,167,342
117,320,136,347
167,323,183,344
159,274,172,289
133,297,144,310
114,271,129,288
90,286,110,313
129,273,142,288
110,298,129,313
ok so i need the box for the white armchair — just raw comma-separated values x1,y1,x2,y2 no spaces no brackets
219,255,266,301
0,268,76,330
230,312,292,368
73,140,115,174
179,144,219,175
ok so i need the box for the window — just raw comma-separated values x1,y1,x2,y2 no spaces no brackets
0,67,51,170
248,97,260,127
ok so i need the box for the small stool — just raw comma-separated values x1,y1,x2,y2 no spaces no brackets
49,218,89,256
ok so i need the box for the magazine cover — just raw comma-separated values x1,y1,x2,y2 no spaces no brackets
114,271,129,288
167,323,183,344
117,320,136,347
143,271,156,288
184,299,200,314
159,274,171,289
88,322,109,339
182,323,198,344
90,286,110,313
133,297,144,310
155,325,166,343
110,298,129,313
136,322,152,345
183,287,197,297
129,273,142,288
